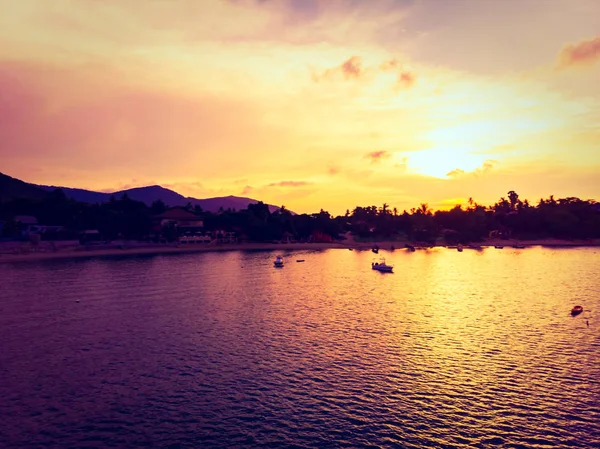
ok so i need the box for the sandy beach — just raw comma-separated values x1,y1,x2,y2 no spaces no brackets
0,238,599,263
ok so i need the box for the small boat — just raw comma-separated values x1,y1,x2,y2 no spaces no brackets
513,244,526,249
296,259,305,263
372,246,379,254
372,258,393,273
495,245,504,249
571,305,583,316
457,244,463,252
273,256,284,267
405,244,416,252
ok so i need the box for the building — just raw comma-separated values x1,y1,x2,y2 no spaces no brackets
155,208,204,230
310,231,332,243
14,215,38,226
213,230,237,244
281,231,295,243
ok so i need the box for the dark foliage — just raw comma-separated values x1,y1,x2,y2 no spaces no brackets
1,190,598,243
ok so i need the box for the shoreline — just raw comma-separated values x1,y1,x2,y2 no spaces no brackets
0,238,599,264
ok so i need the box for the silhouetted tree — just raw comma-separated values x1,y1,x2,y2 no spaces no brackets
151,200,167,215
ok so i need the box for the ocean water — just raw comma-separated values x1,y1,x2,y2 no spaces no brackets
1,247,599,448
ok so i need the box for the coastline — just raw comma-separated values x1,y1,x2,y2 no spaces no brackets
0,238,599,264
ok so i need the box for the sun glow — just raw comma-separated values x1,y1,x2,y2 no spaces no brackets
0,0,599,213
408,147,488,178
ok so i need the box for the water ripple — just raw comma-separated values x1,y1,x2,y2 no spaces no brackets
0,247,599,448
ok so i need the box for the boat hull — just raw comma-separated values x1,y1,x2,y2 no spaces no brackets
571,306,583,316
372,265,393,273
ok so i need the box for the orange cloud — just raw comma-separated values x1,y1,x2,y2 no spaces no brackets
313,55,364,81
446,159,497,178
341,56,362,79
311,56,418,94
476,159,497,175
557,36,600,68
365,150,391,163
379,58,401,71
267,180,311,187
396,71,416,89
446,168,465,177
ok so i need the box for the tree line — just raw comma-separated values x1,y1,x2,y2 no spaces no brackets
1,189,598,243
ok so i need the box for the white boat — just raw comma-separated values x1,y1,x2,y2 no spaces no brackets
274,256,284,267
372,258,393,273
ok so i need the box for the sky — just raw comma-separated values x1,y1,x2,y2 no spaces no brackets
0,0,599,214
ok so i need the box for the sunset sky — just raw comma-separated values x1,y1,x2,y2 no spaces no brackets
1,0,599,214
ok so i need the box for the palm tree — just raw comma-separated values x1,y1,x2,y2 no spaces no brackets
507,190,519,211
418,203,431,215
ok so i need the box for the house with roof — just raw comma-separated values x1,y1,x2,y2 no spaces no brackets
14,215,38,226
155,207,204,230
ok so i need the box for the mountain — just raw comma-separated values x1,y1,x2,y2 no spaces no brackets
0,173,283,213
39,186,111,204
39,184,281,213
194,195,281,213
0,172,49,202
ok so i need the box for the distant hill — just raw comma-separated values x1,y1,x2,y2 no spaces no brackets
0,172,49,202
38,186,110,204
0,173,282,213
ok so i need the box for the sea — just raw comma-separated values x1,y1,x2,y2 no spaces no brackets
1,246,599,448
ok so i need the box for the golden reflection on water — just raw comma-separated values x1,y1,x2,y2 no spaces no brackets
258,246,600,414
1,246,598,447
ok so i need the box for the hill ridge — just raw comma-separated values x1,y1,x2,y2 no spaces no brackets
0,172,282,213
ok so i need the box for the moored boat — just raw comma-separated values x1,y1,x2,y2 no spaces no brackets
372,258,393,273
274,256,284,267
571,305,583,316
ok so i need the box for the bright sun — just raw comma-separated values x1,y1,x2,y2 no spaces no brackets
407,147,486,178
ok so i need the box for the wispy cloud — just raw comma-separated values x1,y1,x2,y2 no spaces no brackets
312,55,417,90
267,180,311,187
396,71,416,89
446,168,465,178
312,55,364,82
365,150,391,163
446,159,497,178
557,36,600,68
475,159,497,175
99,178,158,193
379,58,401,71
